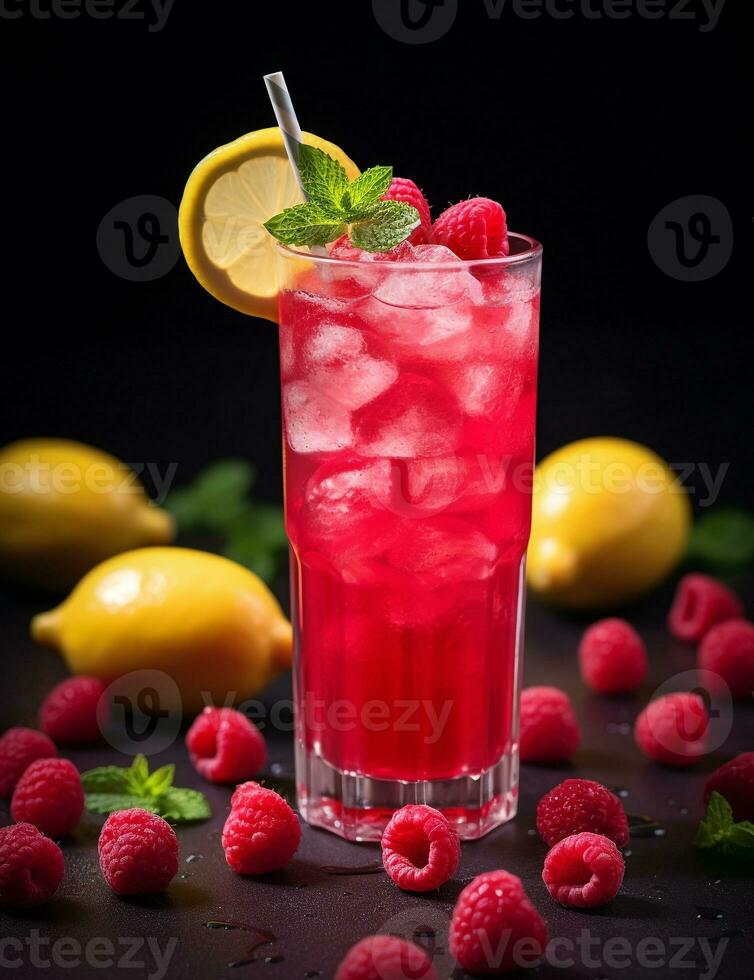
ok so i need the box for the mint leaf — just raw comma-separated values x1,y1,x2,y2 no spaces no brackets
695,792,754,859
264,202,346,247
157,788,212,822
297,144,348,212
166,458,255,533
85,793,155,815
347,166,393,210
688,509,754,568
350,201,421,253
145,763,175,797
81,757,211,823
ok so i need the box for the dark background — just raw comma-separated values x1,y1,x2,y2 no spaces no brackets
0,0,750,507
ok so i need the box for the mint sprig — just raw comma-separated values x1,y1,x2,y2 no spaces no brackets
695,791,754,859
687,508,754,568
81,755,211,823
264,145,420,253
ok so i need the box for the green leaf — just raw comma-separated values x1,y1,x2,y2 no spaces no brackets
166,459,255,533
157,788,212,822
81,757,210,823
85,792,157,815
695,792,754,859
297,144,348,211
80,766,134,794
347,166,393,209
688,509,754,568
145,763,175,797
350,201,421,253
264,202,346,247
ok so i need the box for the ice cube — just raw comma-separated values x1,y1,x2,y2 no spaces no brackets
440,361,525,418
305,456,393,536
372,244,482,310
384,516,497,583
354,373,462,459
303,322,398,410
283,381,353,454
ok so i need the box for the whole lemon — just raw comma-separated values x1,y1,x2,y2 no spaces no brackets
31,547,293,715
527,437,691,609
0,439,174,591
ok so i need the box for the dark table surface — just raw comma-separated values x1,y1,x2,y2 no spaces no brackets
1,577,752,980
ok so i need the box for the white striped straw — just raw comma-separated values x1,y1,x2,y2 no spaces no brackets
264,71,307,193
264,71,327,255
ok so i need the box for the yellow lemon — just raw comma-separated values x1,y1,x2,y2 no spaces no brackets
179,128,359,322
0,439,174,592
527,437,691,609
31,547,293,715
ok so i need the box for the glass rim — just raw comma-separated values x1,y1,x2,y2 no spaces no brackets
277,231,542,270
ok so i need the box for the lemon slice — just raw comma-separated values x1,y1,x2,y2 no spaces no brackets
179,128,359,322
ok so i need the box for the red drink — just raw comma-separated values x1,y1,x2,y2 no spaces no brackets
278,238,542,840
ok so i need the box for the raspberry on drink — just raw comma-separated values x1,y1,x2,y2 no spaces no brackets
536,778,629,848
382,177,432,245
335,935,437,980
450,870,547,974
11,757,84,838
186,706,266,784
0,822,65,908
668,573,744,643
222,781,300,875
39,676,105,746
698,618,754,700
542,832,624,908
98,808,179,895
0,727,57,798
703,753,754,822
519,686,580,763
578,618,647,694
432,197,509,259
634,692,708,767
381,804,460,892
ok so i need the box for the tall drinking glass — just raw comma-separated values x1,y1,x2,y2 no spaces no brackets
277,235,542,840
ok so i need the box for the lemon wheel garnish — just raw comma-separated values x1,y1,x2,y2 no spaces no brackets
179,128,359,322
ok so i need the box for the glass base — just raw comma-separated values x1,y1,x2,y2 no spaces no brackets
295,742,519,842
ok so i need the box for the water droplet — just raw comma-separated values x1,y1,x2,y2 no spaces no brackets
628,814,665,839
710,879,722,886
696,906,724,921
622,848,633,858
680,807,689,816
612,787,630,799
527,828,537,836
271,762,286,776
414,927,436,939
320,862,384,876
205,920,241,930
178,872,192,880
265,954,284,964
650,885,669,900
185,853,204,863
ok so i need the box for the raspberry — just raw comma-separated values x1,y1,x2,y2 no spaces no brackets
432,198,509,260
519,686,580,763
335,935,437,980
186,706,266,784
450,870,547,975
39,676,105,746
542,832,624,908
699,618,754,701
634,692,708,767
98,808,178,895
222,781,300,874
382,177,432,245
0,822,65,908
668,573,744,643
536,778,629,848
0,727,57,797
578,619,647,694
381,804,460,892
11,757,83,838
703,753,754,822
